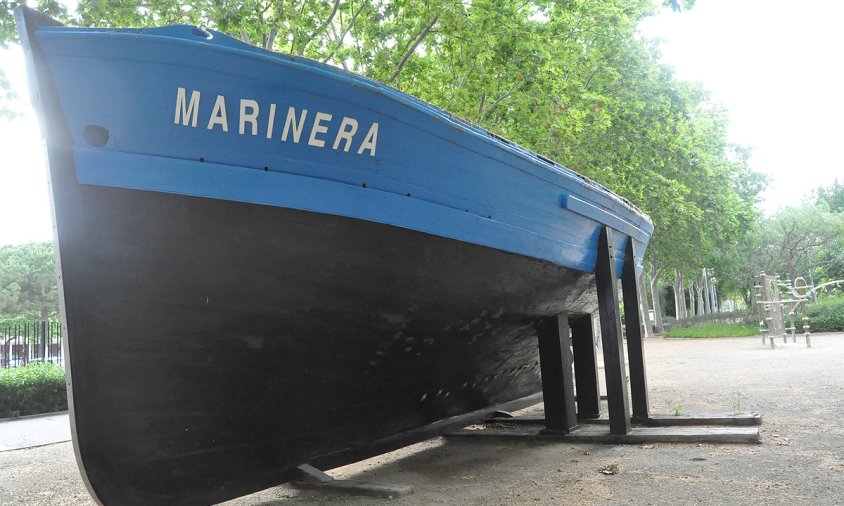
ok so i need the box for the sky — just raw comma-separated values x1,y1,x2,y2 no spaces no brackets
1,0,843,246
638,0,844,213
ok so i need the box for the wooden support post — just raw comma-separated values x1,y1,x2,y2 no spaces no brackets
571,314,601,419
595,226,631,435
621,238,650,423
536,314,578,433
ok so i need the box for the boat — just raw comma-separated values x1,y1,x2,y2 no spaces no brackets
16,6,653,504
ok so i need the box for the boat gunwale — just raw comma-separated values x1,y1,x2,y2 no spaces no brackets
32,25,654,237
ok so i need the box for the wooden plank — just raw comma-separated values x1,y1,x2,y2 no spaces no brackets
571,314,601,419
646,414,762,427
485,416,546,425
595,226,631,435
536,314,578,433
487,413,761,427
558,426,760,444
621,238,649,422
446,425,760,444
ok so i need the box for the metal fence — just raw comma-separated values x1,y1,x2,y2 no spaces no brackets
1,320,63,368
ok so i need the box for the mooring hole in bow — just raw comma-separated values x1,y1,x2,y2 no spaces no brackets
82,125,109,147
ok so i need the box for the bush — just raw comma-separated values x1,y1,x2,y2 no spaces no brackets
807,298,844,333
0,363,68,418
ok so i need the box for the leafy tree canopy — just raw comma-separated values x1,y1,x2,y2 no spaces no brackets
0,241,58,321
815,179,844,214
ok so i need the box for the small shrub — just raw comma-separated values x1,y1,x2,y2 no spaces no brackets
0,363,68,418
806,299,844,333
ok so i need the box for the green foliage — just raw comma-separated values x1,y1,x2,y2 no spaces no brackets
753,205,844,282
807,298,844,333
664,0,695,12
0,313,38,327
664,323,758,338
1,0,67,47
0,241,59,321
0,362,67,418
815,179,844,214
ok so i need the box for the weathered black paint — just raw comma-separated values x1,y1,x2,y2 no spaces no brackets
622,238,650,422
536,314,578,433
570,314,601,419
595,226,631,435
54,182,606,504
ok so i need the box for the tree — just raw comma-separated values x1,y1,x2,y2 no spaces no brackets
757,205,843,283
0,241,58,321
815,179,844,214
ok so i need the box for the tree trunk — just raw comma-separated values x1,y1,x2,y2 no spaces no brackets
701,268,711,314
787,258,795,286
673,269,686,320
710,279,719,313
649,266,665,334
638,271,652,338
696,283,705,317
688,281,696,318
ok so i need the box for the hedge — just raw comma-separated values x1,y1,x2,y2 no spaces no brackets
807,298,844,333
0,363,68,418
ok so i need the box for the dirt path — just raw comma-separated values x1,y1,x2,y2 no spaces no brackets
3,334,843,505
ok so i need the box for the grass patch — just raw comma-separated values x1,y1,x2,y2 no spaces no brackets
664,323,759,338
0,363,67,418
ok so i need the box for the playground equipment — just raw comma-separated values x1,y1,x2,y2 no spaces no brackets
754,273,810,349
754,273,844,349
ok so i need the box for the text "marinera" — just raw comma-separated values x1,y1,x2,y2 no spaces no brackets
174,88,379,157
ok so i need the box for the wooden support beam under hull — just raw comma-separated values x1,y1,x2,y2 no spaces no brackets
595,226,631,435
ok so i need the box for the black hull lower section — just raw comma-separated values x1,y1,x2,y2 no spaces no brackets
56,175,598,505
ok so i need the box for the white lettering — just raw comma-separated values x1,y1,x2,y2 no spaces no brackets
207,95,229,132
357,122,379,156
282,107,308,143
174,88,200,127
175,87,383,156
239,99,259,135
332,117,358,152
266,103,277,139
308,112,333,148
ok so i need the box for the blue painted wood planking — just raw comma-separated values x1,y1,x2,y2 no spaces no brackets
34,24,652,274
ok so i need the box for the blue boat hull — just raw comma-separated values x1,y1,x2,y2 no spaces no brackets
16,7,653,504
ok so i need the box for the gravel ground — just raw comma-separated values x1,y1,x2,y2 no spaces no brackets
2,333,843,505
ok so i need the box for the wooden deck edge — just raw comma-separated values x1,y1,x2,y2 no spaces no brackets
487,413,762,427
447,426,760,445
559,427,761,444
646,413,762,427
